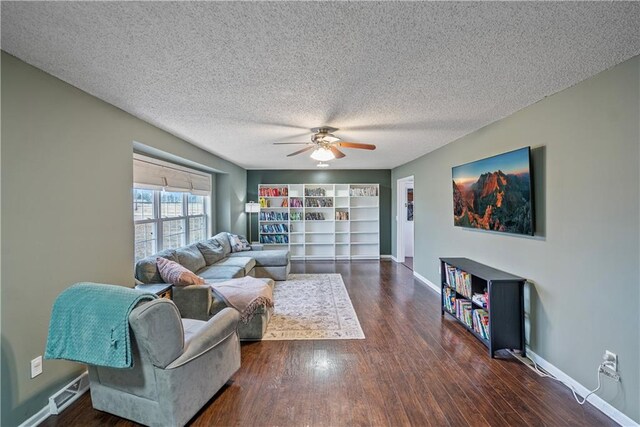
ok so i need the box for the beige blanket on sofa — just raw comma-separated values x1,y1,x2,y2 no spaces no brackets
209,277,274,323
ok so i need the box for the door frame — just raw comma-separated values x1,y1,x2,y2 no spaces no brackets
396,175,414,263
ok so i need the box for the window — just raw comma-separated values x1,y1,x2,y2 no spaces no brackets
133,155,211,261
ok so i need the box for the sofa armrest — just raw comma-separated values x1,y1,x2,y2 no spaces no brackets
171,285,212,321
166,308,240,369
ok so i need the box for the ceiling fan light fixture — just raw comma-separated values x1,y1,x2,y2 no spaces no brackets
310,147,335,161
316,162,330,168
322,134,340,143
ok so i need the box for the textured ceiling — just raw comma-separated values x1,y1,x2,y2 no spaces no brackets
2,2,639,170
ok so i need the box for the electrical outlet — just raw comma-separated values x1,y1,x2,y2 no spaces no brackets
30,356,43,378
599,365,620,382
603,350,617,372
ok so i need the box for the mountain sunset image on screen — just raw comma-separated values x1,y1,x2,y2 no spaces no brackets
452,147,534,236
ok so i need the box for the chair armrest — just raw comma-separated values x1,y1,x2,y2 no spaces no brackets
171,285,212,320
166,308,241,369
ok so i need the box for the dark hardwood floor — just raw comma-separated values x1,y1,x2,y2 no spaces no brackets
43,261,614,426
402,256,414,271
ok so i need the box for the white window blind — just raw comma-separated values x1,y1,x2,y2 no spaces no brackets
133,155,211,196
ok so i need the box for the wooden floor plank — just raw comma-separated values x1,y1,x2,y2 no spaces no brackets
43,260,616,427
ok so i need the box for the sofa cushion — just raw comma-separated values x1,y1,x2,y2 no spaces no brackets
198,265,245,281
181,318,206,344
157,257,204,286
213,257,256,275
196,240,225,265
135,249,177,284
175,244,206,273
210,232,232,256
228,250,289,267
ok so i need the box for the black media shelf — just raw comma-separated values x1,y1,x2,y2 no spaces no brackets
440,257,526,358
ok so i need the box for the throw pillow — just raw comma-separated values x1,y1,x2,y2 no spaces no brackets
228,234,252,252
197,240,225,265
156,257,205,286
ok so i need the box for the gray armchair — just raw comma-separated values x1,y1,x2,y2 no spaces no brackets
87,298,241,427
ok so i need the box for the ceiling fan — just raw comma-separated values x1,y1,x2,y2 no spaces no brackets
273,127,376,161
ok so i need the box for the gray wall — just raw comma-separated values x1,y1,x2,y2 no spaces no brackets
0,52,246,426
392,56,639,422
247,169,392,254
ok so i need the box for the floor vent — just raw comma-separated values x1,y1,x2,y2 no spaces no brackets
48,371,89,415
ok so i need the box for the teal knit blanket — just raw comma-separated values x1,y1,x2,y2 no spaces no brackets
45,282,157,368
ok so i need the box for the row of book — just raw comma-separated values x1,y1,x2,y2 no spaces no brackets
305,212,325,221
444,263,472,298
336,211,349,221
445,294,490,340
259,212,288,221
443,286,455,313
472,292,489,309
350,186,378,197
259,187,288,197
456,299,473,329
259,234,289,244
260,223,289,233
305,187,326,196
473,309,489,340
290,198,303,207
305,198,333,207
290,212,303,221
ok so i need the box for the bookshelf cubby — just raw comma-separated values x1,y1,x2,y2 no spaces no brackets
257,184,379,260
440,257,525,358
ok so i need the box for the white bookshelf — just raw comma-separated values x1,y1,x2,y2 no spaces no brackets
257,183,380,260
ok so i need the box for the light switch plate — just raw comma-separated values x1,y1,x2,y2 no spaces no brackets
31,356,43,378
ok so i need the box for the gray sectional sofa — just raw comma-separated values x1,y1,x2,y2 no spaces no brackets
135,232,290,339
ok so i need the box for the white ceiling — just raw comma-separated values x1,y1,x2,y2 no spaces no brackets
2,2,639,170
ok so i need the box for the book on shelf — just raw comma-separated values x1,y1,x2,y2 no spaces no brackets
259,234,289,244
305,197,333,207
260,223,289,233
472,292,488,309
259,211,289,221
455,299,473,328
305,212,325,221
444,263,472,298
259,187,288,197
335,211,349,220
304,187,326,196
443,286,456,313
349,186,378,197
472,309,489,340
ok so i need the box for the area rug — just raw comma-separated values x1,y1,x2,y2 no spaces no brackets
262,274,365,340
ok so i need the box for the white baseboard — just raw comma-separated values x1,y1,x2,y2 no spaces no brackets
412,271,441,294
19,371,89,427
389,255,399,262
526,349,637,426
18,405,50,427
380,254,393,260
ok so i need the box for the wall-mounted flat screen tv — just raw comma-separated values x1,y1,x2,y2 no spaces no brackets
452,147,534,236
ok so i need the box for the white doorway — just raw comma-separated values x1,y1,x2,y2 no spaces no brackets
396,176,415,269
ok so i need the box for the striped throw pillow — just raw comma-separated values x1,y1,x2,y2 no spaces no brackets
156,257,205,286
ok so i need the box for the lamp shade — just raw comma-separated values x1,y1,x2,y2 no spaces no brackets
245,202,261,213
310,147,335,161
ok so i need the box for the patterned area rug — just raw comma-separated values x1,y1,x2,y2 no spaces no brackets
263,274,365,340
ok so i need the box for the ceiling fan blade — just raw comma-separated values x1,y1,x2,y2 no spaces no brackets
337,142,376,150
273,142,312,145
287,146,315,157
329,146,346,159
